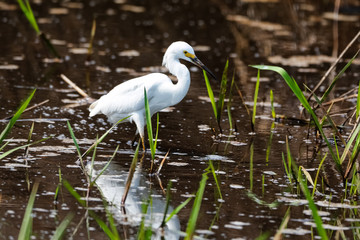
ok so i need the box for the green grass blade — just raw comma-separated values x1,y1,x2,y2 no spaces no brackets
165,197,193,224
63,180,86,206
67,121,82,158
216,59,229,130
91,145,119,185
91,214,118,239
17,0,40,34
160,182,172,228
285,137,293,180
312,153,327,197
153,113,159,151
282,153,291,184
0,140,10,152
270,90,275,119
357,79,360,119
252,69,260,129
0,137,49,160
208,160,223,199
79,116,130,160
138,198,153,240
24,121,35,157
185,166,210,240
54,168,62,202
255,232,271,240
286,142,328,239
203,70,218,122
18,182,39,240
340,121,360,164
265,122,275,164
51,213,74,240
86,18,97,61
247,191,279,208
106,210,119,240
227,71,235,130
343,124,360,178
295,166,328,239
144,88,155,160
0,89,36,144
250,142,254,191
64,180,119,239
67,120,86,171
89,135,99,181
274,207,290,239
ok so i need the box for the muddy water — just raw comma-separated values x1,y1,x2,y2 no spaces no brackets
1,0,360,239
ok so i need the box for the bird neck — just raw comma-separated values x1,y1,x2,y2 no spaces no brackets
168,60,191,105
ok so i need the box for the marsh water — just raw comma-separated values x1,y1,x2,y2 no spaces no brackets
1,0,360,239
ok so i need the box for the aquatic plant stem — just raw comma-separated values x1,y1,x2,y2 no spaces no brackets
185,165,211,239
18,182,39,240
235,83,253,131
252,70,260,129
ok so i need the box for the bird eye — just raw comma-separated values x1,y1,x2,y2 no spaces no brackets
183,51,188,54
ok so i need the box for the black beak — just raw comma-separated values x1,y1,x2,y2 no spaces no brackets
191,57,217,80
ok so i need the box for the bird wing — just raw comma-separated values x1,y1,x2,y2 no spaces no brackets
89,73,173,117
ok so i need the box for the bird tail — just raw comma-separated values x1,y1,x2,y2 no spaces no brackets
89,100,100,116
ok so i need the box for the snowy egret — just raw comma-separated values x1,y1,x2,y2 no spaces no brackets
89,41,216,149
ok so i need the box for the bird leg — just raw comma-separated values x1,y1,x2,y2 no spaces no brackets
141,136,146,152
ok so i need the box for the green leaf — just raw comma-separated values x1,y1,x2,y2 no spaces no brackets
166,197,193,224
203,70,218,121
0,137,49,160
63,180,86,207
227,71,235,130
185,165,210,239
296,165,328,239
17,0,40,34
208,160,223,199
270,90,275,119
91,145,119,185
216,59,229,129
0,89,36,144
51,213,74,240
18,182,39,240
252,70,260,128
144,88,156,160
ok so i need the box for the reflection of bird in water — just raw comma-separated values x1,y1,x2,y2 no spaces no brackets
89,41,216,148
87,161,181,239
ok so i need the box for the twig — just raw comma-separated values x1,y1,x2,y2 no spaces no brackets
323,94,357,106
2,99,49,120
307,30,360,101
60,74,89,98
156,149,170,175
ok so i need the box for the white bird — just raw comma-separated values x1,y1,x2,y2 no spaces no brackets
89,41,216,149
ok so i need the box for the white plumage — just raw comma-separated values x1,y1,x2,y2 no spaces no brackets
89,41,215,147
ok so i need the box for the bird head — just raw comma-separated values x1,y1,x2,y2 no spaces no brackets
163,41,217,80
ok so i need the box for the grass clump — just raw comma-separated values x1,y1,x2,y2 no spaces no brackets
16,0,60,58
203,60,230,133
144,88,160,165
